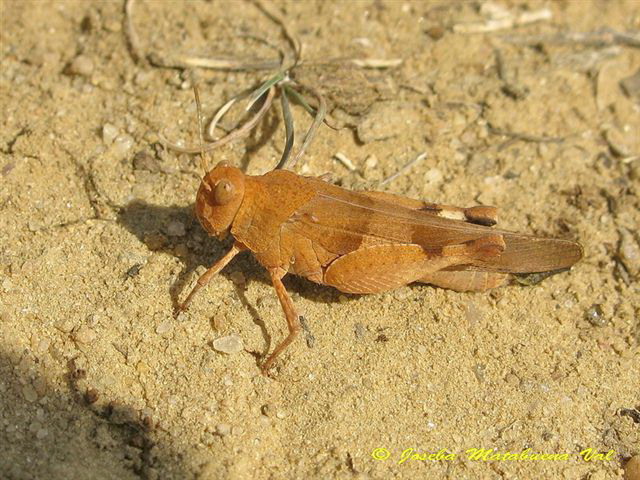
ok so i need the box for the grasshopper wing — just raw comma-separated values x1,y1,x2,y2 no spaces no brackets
288,181,582,275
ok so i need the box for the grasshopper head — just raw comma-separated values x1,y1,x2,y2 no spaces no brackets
195,161,245,239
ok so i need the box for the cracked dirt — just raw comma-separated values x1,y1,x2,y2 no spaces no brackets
1,1,639,479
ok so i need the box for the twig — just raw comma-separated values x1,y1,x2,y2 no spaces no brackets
156,55,280,71
161,86,276,154
503,28,640,48
489,125,564,143
333,152,357,172
350,58,403,69
250,0,301,69
488,124,564,151
454,8,552,34
379,152,427,186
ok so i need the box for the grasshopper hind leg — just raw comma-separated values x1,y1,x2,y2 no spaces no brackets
262,267,302,373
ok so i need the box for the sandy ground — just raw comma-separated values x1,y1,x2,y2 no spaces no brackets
1,1,639,479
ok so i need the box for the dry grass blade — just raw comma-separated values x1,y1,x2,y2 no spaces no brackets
284,86,341,131
173,56,280,71
275,87,295,170
193,83,209,173
161,86,276,154
246,71,286,111
379,152,427,186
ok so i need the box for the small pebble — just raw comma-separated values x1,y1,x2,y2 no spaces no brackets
229,271,246,286
156,320,172,335
133,150,160,172
68,55,94,77
112,134,134,156
144,233,167,251
424,168,443,185
74,325,97,344
364,155,378,169
166,220,186,237
22,384,38,402
2,278,12,292
215,423,231,436
173,244,189,257
605,128,632,158
426,26,445,40
36,428,48,440
134,71,153,86
619,228,640,277
36,338,50,353
620,69,640,99
54,319,75,333
212,334,244,354
102,123,118,144
585,304,607,327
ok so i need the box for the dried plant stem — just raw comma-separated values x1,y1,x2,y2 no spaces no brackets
124,0,145,64
503,29,640,49
380,152,427,186
162,87,276,154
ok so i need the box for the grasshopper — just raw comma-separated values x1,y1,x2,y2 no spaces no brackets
176,160,583,373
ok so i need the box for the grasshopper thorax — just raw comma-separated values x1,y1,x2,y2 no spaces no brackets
195,161,245,239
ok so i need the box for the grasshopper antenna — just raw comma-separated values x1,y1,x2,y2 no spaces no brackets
193,82,209,175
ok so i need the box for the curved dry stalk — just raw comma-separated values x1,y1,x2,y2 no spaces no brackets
206,97,238,140
125,0,282,70
124,0,145,64
250,0,301,69
161,86,276,154
283,85,342,131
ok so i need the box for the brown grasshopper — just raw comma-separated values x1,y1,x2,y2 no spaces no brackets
176,160,583,373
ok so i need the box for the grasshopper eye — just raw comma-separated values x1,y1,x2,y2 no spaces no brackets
213,179,235,205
